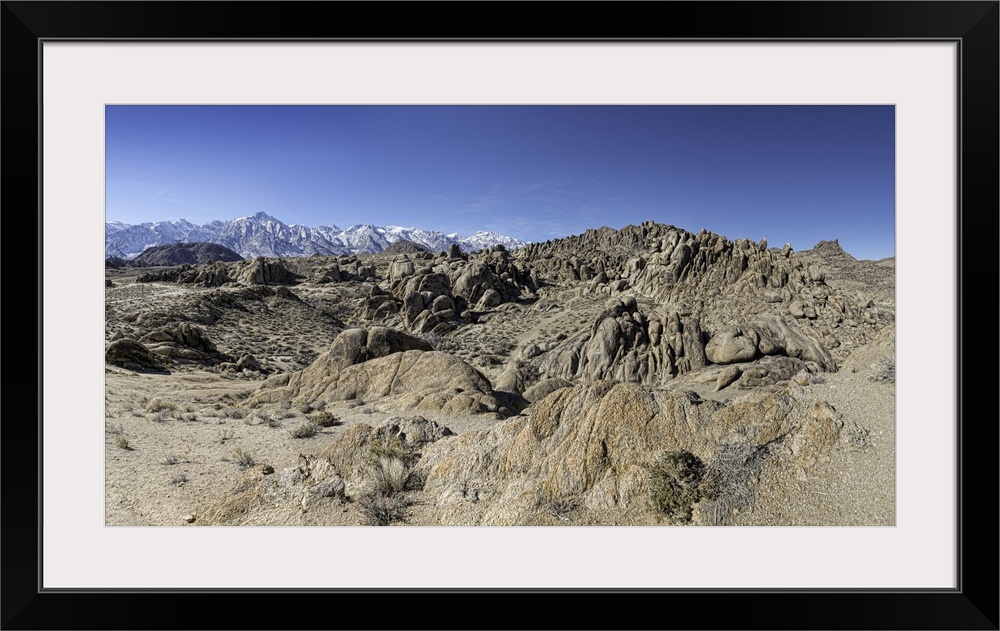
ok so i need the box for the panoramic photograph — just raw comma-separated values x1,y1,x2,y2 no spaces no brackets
104,105,895,527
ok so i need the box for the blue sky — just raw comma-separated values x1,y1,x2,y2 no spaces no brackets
106,105,894,260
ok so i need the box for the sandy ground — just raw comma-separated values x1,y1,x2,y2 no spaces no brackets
105,366,511,526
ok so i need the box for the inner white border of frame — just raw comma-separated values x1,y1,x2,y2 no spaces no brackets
42,42,956,590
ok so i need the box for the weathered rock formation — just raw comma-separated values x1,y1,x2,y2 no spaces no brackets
105,338,166,371
411,381,844,525
249,340,510,416
137,322,234,365
515,221,892,362
233,257,297,285
359,247,536,336
704,314,834,370
531,296,707,386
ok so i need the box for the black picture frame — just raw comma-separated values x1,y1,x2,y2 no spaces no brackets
3,2,997,629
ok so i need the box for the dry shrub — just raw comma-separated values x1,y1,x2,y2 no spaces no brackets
356,493,412,526
289,422,318,439
869,356,895,384
309,411,341,427
699,441,769,526
230,447,256,469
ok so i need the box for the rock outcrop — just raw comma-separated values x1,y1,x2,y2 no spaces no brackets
359,248,536,336
249,345,510,417
105,338,166,371
515,221,891,363
137,322,234,365
532,296,708,386
412,381,843,525
381,239,430,255
704,314,835,371
233,257,297,285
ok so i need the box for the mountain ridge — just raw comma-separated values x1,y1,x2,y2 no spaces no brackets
105,212,527,259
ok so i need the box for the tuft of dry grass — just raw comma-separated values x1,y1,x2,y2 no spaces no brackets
843,420,872,451
355,453,414,526
145,397,177,413
365,455,409,497
540,495,578,522
230,448,255,469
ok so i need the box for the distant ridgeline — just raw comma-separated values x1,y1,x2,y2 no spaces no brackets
104,212,526,259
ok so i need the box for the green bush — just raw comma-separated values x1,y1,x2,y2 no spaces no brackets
648,450,705,524
296,402,314,415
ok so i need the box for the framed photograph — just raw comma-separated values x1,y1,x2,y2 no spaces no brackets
4,2,997,629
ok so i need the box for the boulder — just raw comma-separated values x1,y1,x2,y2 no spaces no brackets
705,326,759,364
751,314,835,371
105,339,163,370
235,257,295,285
523,378,573,403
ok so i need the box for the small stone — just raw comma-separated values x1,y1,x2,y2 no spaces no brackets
183,514,196,523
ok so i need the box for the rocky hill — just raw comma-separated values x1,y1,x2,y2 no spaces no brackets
130,242,244,267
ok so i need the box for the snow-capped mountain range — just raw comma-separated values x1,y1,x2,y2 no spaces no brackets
104,212,528,259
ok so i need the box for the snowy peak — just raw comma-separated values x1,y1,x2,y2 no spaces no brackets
105,213,527,259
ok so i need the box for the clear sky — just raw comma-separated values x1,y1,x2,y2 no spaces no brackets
106,105,895,260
